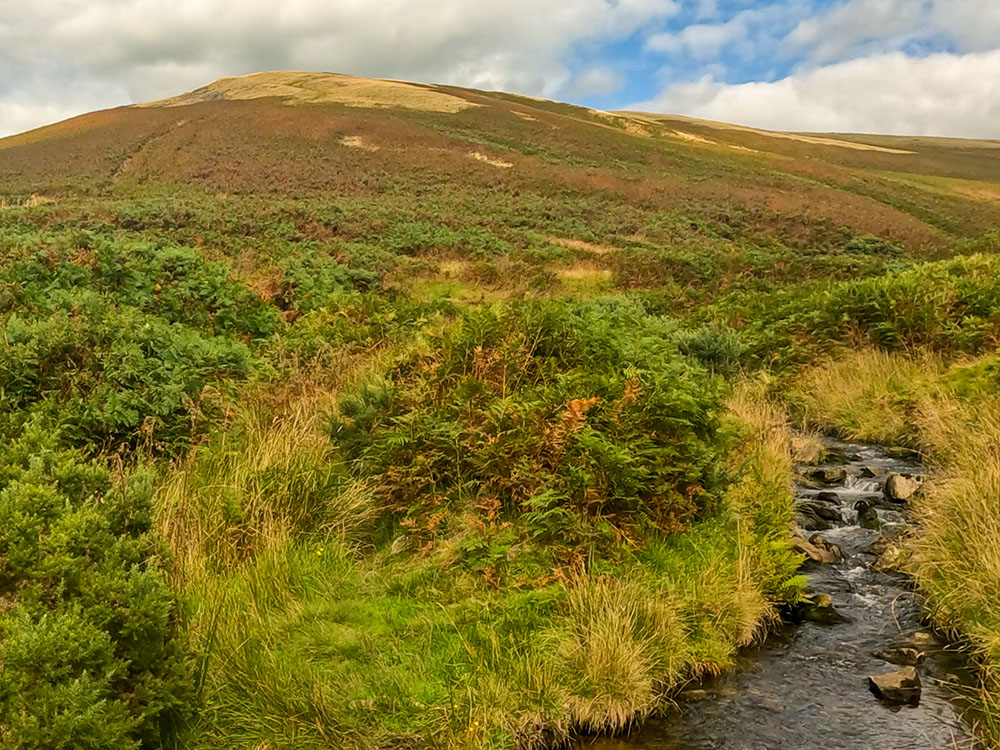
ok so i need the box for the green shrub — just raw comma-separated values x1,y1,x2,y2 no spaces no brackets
331,299,731,569
0,422,191,749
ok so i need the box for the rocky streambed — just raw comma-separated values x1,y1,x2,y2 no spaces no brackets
581,439,978,750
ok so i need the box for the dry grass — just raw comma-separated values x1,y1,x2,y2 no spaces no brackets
911,397,1000,658
468,151,514,168
623,111,916,154
140,71,477,113
790,348,944,446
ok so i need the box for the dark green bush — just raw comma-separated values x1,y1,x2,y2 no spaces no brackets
0,423,191,749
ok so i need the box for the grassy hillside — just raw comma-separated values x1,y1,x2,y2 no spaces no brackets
1,71,1000,749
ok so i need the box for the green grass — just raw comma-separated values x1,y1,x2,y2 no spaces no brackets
163,381,800,749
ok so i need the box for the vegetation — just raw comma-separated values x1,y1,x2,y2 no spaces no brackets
1,72,1000,748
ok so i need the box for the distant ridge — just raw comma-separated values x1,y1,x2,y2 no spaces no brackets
136,71,478,114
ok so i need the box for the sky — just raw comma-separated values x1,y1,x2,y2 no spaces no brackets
2,0,999,139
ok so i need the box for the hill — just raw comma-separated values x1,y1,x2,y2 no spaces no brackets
2,72,1000,750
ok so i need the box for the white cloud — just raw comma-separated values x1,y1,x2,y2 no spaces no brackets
784,0,928,63
633,49,1000,138
0,0,680,137
566,67,626,97
646,3,803,62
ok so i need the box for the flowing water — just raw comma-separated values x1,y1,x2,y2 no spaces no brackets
580,440,978,750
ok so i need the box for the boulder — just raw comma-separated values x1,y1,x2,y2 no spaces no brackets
873,647,923,666
791,534,840,564
859,466,879,479
815,490,840,504
854,500,880,531
868,666,921,705
884,474,921,503
805,466,848,486
800,593,852,625
796,500,842,531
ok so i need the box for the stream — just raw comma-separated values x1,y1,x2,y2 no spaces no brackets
581,439,978,750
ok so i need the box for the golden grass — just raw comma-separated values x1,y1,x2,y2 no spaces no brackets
790,349,944,446
671,130,716,146
140,71,477,114
545,236,618,255
620,111,916,154
339,135,379,151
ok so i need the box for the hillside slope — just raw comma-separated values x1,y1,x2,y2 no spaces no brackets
3,71,999,253
2,72,1000,750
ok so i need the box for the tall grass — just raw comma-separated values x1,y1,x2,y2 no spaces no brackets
789,348,944,446
791,349,1000,745
158,380,799,749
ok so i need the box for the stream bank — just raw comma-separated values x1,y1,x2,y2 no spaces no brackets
579,439,978,750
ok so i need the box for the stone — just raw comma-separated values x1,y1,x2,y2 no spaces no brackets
798,500,841,521
886,446,920,461
859,466,879,479
815,490,840,504
872,543,906,573
800,593,852,625
679,689,711,702
791,535,838,564
868,666,921,705
865,535,893,556
873,647,923,666
805,466,848,486
884,473,921,502
892,631,943,651
854,500,880,531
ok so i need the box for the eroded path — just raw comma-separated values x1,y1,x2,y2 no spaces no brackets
582,440,977,750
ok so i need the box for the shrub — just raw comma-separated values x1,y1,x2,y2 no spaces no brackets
331,299,731,569
0,422,191,748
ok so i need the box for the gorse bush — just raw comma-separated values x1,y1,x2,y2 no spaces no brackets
332,299,731,573
0,422,191,749
0,235,279,452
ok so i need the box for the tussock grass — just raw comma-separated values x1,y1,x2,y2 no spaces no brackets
791,348,1000,745
790,348,944,446
162,379,799,749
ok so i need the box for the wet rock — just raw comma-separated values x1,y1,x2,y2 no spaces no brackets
872,543,907,573
815,490,840,504
798,500,841,521
854,500,881,531
868,666,921,705
824,447,852,464
679,689,712,702
884,473,921,502
873,647,923,666
859,466,879,479
809,533,843,561
864,535,896,556
886,446,920,461
805,466,848,486
892,631,943,651
791,533,841,564
799,593,852,625
796,500,841,531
